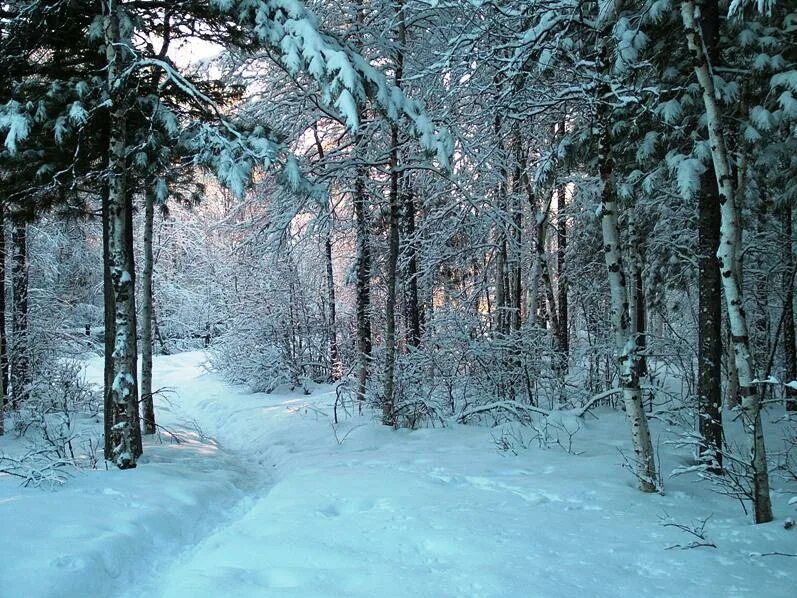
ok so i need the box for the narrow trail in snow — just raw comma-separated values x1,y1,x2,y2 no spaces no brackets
116,354,281,598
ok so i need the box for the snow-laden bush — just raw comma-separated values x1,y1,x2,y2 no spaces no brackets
357,309,586,429
210,328,293,393
2,360,102,485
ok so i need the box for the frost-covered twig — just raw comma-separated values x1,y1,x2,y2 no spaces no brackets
660,513,716,550
458,401,550,424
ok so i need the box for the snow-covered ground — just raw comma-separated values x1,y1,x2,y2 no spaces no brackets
1,351,796,597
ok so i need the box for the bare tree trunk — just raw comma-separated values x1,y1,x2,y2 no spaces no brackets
0,355,3,436
510,133,523,332
311,124,341,382
141,185,156,435
0,352,4,437
521,166,542,328
325,232,341,381
634,267,647,378
382,124,400,425
556,182,569,372
354,158,372,406
0,208,3,434
495,236,509,335
382,0,406,426
727,156,746,409
697,162,723,471
0,207,7,410
783,205,796,411
102,185,115,458
596,31,657,493
104,0,141,469
534,194,559,339
10,220,29,408
403,184,423,348
682,0,772,523
126,186,141,456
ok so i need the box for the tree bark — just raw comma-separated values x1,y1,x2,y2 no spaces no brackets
783,205,796,411
697,164,723,471
0,207,7,408
694,0,724,464
0,207,3,434
0,350,4,437
311,124,341,382
534,195,559,339
510,131,523,332
382,123,400,425
102,182,115,458
403,184,423,348
104,0,141,469
382,0,405,426
141,184,156,435
556,181,569,371
682,0,772,523
353,154,372,406
325,232,341,381
10,220,29,408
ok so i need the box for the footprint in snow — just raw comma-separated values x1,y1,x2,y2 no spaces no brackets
52,555,87,571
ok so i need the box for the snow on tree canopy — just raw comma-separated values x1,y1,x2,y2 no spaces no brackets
185,121,313,198
215,0,453,169
771,70,797,94
0,101,31,154
666,152,706,199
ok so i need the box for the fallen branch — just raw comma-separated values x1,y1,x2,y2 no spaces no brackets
574,388,620,417
458,401,550,424
660,513,716,550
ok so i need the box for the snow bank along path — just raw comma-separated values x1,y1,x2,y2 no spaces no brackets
2,351,796,597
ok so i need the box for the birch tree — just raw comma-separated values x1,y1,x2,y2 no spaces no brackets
10,220,29,408
103,0,141,468
596,3,657,492
681,0,772,523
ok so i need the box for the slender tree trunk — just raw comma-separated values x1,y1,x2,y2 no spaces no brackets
682,0,772,523
783,205,797,411
325,232,341,381
753,193,771,370
354,157,372,406
634,267,648,377
311,124,341,381
727,156,746,409
596,32,657,493
495,237,509,335
125,188,141,456
0,207,3,434
382,0,405,426
382,124,400,425
102,184,115,458
403,184,423,348
104,0,141,469
10,221,29,408
625,207,648,382
697,164,724,471
0,207,7,408
556,182,569,371
0,353,4,437
510,133,523,332
141,185,156,435
534,195,559,339
518,159,550,326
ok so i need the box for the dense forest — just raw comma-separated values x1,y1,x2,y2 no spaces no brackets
0,1,796,594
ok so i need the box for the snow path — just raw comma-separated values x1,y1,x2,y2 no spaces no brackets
137,354,796,597
2,351,796,597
